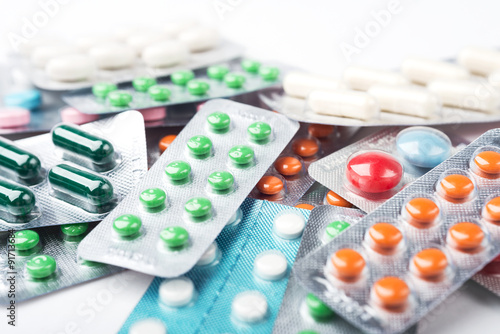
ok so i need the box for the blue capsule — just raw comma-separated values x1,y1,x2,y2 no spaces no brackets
396,127,451,168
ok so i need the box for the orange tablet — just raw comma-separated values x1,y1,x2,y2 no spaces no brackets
295,203,315,210
159,134,177,153
257,176,284,195
330,248,365,281
292,138,319,158
274,156,302,176
411,248,448,279
367,223,403,253
448,222,484,251
473,150,500,178
405,197,440,227
326,190,353,208
308,124,334,138
484,196,500,222
372,277,410,309
438,174,474,201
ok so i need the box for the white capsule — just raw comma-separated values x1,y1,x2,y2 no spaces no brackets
428,79,500,113
284,72,346,99
232,291,268,323
343,66,409,91
308,90,379,120
76,35,117,51
164,18,199,37
127,31,170,54
17,37,65,56
88,43,136,70
31,45,79,68
401,57,470,85
254,250,288,281
46,54,94,82
159,277,195,307
273,212,306,239
178,27,219,52
142,40,189,68
458,47,500,76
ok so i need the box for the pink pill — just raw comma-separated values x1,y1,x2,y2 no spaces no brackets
139,107,167,122
0,107,30,128
60,107,99,125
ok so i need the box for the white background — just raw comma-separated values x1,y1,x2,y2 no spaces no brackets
2,0,500,333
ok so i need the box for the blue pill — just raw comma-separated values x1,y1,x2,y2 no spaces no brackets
4,89,42,110
396,127,451,168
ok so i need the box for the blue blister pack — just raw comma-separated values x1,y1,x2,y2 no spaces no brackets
121,198,310,334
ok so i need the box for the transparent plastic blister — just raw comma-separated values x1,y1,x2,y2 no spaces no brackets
294,128,500,334
77,99,299,278
0,222,122,304
62,59,283,115
309,126,469,213
250,123,359,206
121,198,310,334
0,111,148,230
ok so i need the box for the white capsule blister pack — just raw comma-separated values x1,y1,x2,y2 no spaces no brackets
0,111,147,231
77,99,299,277
294,128,500,334
0,222,123,304
250,123,359,206
309,126,469,213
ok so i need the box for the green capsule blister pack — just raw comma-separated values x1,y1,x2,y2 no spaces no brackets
0,111,148,231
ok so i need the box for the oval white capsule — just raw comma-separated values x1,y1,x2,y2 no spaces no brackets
458,47,500,76
284,72,346,99
31,45,79,68
89,43,136,70
178,26,219,52
343,66,409,91
142,40,189,68
308,90,379,120
46,54,94,82
402,57,470,85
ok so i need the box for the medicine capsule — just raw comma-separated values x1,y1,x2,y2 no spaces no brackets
61,223,89,237
165,161,191,183
472,150,500,178
458,46,500,76
187,80,210,96
186,135,212,158
330,248,365,281
26,254,57,279
113,214,142,237
228,145,254,165
52,124,115,166
171,70,195,86
0,138,41,180
483,196,500,222
274,156,302,176
411,248,448,279
257,175,283,195
241,59,261,73
247,122,272,143
13,230,39,251
292,138,319,158
283,72,346,99
207,65,229,80
92,82,117,98
108,91,132,107
140,188,166,212
371,277,410,309
308,90,379,120
367,223,403,254
396,127,451,168
0,179,36,216
48,164,114,207
158,134,177,153
160,226,189,248
401,57,470,85
206,112,230,133
343,66,409,91
305,293,334,321
295,203,315,210
207,171,234,191
368,84,441,118
447,222,484,251
404,197,440,228
325,190,353,207
438,174,474,202
185,197,212,220
325,220,350,240
224,73,246,89
259,66,279,81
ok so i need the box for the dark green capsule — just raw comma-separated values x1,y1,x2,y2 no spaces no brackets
48,164,114,206
0,179,35,216
0,137,41,180
52,124,115,165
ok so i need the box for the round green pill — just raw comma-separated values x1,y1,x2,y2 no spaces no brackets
224,73,246,89
207,112,230,132
306,293,334,321
171,70,195,86
207,65,229,80
187,135,212,157
13,230,39,251
160,226,189,248
133,77,157,92
241,59,261,73
259,66,280,81
185,197,212,218
165,161,191,181
113,214,142,237
92,82,117,98
228,145,254,165
325,220,350,240
148,85,171,101
208,171,234,191
108,91,132,107
248,122,272,142
187,80,210,96
26,255,56,279
140,188,166,211
61,223,89,237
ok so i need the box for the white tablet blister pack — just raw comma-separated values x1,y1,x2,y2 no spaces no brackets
77,99,299,277
294,128,500,334
309,126,469,213
0,222,122,304
0,111,148,231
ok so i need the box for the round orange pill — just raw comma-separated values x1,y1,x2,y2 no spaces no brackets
439,174,474,200
372,277,410,309
448,222,484,251
484,196,500,221
292,138,319,158
330,248,366,281
158,134,177,153
368,223,403,252
274,156,302,176
326,190,353,208
308,124,334,138
412,248,448,279
473,151,500,177
257,176,284,195
405,198,440,226
295,203,315,210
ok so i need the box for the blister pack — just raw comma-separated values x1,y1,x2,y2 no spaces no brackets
249,123,359,206
121,198,310,334
78,99,299,277
295,182,355,210
0,111,148,231
61,59,282,115
0,222,122,304
294,128,500,334
309,126,469,213
473,255,500,296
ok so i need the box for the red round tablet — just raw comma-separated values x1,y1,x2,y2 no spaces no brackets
346,151,403,194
